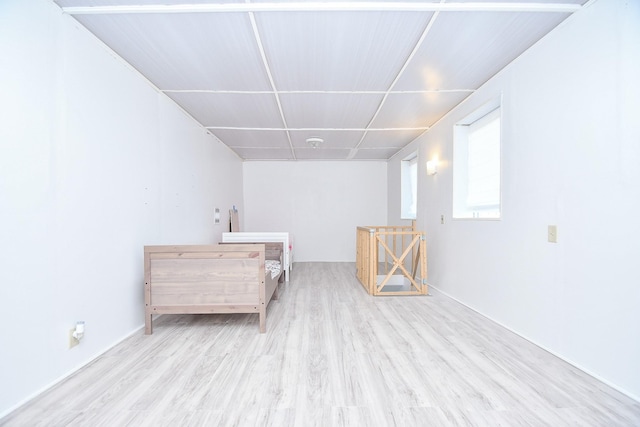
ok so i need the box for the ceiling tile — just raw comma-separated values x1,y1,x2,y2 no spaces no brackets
166,92,284,128
289,130,365,149
255,10,432,91
233,147,295,160
211,129,290,149
360,129,427,149
74,13,271,91
371,91,471,129
294,148,351,160
280,93,383,129
393,11,571,91
352,148,400,160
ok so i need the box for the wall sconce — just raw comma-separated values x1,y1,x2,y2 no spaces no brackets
426,159,438,176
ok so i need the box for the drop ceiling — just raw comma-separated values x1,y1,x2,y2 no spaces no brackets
54,1,587,161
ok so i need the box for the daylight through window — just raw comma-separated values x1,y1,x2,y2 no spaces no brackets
453,106,501,219
401,154,418,220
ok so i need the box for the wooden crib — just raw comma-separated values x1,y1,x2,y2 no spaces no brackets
356,223,428,296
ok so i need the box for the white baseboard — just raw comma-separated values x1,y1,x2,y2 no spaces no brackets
429,285,640,404
0,323,146,420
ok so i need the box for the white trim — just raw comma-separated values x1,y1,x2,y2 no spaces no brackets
205,126,429,131
63,2,583,15
162,89,475,95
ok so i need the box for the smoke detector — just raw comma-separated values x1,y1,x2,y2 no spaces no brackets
306,137,323,149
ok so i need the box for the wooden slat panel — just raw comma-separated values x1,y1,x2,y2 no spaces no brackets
151,282,260,305
150,258,260,305
150,258,260,279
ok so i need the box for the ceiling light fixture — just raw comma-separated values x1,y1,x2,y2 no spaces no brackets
306,137,323,149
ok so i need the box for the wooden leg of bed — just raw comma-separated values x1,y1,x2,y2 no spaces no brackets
145,312,152,335
259,304,266,333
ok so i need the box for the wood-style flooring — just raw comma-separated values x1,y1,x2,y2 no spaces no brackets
2,262,639,426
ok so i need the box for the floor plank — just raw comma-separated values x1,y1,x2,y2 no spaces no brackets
2,262,639,426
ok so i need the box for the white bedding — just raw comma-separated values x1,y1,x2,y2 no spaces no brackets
265,260,282,279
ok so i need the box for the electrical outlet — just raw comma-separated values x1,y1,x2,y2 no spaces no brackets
69,328,79,349
440,214,445,224
548,225,558,243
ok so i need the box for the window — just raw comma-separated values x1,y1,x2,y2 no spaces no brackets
453,105,501,219
401,153,418,219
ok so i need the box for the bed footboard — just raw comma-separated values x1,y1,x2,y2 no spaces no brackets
144,244,280,334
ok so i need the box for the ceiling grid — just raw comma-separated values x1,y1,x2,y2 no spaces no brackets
57,0,586,160
247,10,297,159
349,2,442,159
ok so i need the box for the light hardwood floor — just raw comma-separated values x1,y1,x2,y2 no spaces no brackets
2,262,639,426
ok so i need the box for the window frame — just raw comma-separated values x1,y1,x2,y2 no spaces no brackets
453,102,502,220
400,152,418,220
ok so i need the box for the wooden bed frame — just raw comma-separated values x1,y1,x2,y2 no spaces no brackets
144,243,284,334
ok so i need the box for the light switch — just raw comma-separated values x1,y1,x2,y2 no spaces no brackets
548,225,558,243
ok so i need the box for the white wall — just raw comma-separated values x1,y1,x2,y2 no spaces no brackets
0,0,243,416
243,161,387,262
390,0,640,399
